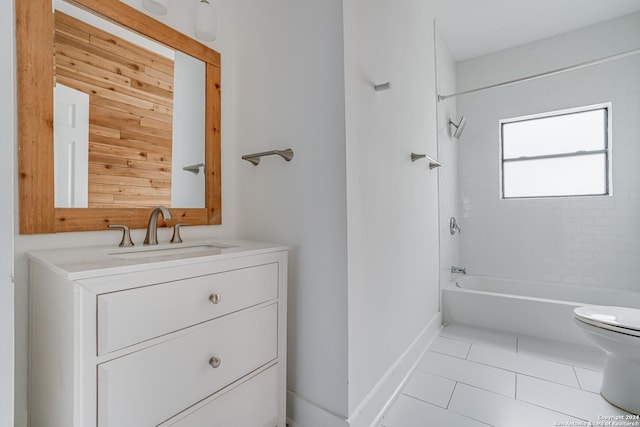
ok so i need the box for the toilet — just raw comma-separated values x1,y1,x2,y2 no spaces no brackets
574,305,640,415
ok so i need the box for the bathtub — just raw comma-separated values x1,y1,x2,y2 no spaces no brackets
442,275,640,346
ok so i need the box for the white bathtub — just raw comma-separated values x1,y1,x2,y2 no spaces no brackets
442,275,640,346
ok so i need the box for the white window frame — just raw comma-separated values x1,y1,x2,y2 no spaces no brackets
499,103,612,200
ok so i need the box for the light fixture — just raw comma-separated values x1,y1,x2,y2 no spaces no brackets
194,0,217,42
142,0,169,16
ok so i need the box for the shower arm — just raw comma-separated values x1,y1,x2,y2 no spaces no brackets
450,116,467,138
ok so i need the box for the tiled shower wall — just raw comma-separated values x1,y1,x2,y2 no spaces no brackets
456,12,640,291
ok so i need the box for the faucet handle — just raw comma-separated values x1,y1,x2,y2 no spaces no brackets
450,266,466,275
170,223,189,244
108,224,134,247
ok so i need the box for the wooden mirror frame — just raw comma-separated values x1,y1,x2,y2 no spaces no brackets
17,0,221,234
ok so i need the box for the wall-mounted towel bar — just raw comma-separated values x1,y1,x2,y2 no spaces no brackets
242,149,294,166
411,153,442,169
183,163,205,175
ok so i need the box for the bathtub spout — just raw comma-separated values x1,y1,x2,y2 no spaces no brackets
451,266,466,275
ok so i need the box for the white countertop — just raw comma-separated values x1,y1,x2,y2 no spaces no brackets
28,238,289,280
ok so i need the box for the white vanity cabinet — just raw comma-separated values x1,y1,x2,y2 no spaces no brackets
28,240,288,427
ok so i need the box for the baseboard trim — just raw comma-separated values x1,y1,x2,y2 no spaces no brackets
347,312,442,427
286,389,348,427
286,312,442,427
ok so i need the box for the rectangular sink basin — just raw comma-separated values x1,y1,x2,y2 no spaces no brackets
109,243,235,260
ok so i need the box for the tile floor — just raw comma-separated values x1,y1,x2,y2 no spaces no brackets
379,324,639,427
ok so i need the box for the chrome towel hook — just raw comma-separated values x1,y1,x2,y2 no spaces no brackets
182,163,204,175
242,149,294,166
411,153,442,170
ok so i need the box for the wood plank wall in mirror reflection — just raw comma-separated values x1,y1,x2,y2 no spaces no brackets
55,12,174,208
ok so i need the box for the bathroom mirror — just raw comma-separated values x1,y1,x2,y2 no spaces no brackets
17,0,221,234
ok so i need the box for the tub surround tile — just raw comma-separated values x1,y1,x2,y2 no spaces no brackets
573,367,603,394
468,344,579,387
517,336,605,371
380,394,491,427
418,351,516,397
441,324,517,352
401,370,456,409
430,336,472,359
516,374,629,421
449,383,586,427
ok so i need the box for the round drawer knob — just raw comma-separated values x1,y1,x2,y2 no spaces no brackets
209,293,222,304
209,356,221,369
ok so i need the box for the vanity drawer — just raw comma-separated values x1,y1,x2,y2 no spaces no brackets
167,365,279,427
97,262,278,355
97,303,278,427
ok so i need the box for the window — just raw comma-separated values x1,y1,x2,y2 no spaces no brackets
500,104,611,199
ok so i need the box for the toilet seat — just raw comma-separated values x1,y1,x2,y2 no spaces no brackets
574,306,640,338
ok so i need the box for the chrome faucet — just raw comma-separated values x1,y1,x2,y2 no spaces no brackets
451,266,466,275
144,206,172,245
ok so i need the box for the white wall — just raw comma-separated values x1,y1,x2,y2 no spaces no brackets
233,1,444,425
231,1,349,424
343,0,440,424
1,0,14,424
457,12,640,291
435,28,460,295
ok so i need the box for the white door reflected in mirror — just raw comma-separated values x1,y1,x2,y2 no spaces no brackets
54,84,89,208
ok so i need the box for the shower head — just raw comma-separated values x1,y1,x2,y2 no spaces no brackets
450,116,467,139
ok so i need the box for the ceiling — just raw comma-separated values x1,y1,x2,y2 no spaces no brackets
434,0,640,61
